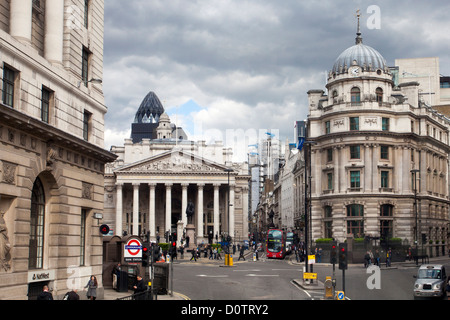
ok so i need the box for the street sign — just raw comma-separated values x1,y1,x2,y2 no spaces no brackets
308,255,316,264
336,291,345,300
303,272,317,280
124,238,142,263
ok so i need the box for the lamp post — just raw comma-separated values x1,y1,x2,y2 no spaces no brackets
411,169,419,262
224,168,234,248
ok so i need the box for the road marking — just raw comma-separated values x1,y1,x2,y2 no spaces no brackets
197,274,228,278
246,274,279,277
233,269,261,272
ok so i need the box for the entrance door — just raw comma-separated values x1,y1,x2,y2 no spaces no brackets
27,281,49,300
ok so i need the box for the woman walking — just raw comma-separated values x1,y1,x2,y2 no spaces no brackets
85,275,98,300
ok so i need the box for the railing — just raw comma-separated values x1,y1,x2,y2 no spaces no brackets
117,289,157,301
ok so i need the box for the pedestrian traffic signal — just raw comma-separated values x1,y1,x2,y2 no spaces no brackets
338,243,347,270
142,242,150,267
330,241,337,264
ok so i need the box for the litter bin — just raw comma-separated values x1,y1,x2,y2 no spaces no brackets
153,263,169,294
117,270,128,292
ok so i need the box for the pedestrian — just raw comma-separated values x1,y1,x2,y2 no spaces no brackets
37,285,53,300
233,244,236,255
63,289,80,300
190,248,197,261
254,245,259,261
364,251,371,268
133,275,146,300
112,262,121,290
180,245,184,259
84,275,98,300
386,249,392,267
238,245,245,261
374,250,380,266
217,247,222,260
209,246,214,260
317,247,322,263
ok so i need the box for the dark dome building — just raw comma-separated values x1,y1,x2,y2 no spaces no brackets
130,91,188,143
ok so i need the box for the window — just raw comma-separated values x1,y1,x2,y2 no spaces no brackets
382,118,390,131
327,172,333,190
2,66,15,107
325,121,331,134
346,204,364,237
350,145,360,159
380,146,389,160
81,47,91,86
83,110,91,141
351,87,361,103
326,148,333,162
29,177,45,269
80,209,87,266
84,0,90,28
350,171,360,189
41,87,52,123
381,171,389,188
380,204,394,239
376,87,383,104
350,117,359,131
324,206,333,238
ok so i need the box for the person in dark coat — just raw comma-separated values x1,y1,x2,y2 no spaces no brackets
133,275,146,300
37,285,53,300
63,289,80,300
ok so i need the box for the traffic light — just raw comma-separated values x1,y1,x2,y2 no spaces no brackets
338,243,347,270
330,241,337,264
142,242,150,267
152,245,161,263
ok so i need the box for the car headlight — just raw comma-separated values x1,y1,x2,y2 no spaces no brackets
433,283,441,290
414,283,420,289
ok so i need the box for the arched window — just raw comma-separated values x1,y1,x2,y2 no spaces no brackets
376,87,383,105
351,87,361,104
29,177,45,269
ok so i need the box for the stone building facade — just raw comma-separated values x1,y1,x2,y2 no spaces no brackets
0,0,116,299
306,22,450,255
104,93,250,247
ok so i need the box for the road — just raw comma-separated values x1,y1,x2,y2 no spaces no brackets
171,253,450,300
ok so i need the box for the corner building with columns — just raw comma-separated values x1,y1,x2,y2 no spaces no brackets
0,0,116,299
306,22,450,255
104,92,250,247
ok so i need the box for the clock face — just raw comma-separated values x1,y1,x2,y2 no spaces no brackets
350,67,360,76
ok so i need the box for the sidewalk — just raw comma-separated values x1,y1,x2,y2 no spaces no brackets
102,287,189,300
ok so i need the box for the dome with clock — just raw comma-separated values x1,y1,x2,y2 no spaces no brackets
331,15,387,75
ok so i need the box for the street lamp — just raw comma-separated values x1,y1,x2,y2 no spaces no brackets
411,169,419,262
224,168,234,248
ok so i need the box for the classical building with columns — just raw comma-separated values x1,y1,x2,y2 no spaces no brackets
0,1,116,299
104,92,250,247
306,19,450,256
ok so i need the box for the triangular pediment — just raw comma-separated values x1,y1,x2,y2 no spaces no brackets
115,149,229,174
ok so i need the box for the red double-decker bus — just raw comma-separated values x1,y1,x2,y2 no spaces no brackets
266,229,286,259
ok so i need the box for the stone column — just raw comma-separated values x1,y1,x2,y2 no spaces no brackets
44,0,64,65
242,186,249,240
213,183,220,240
229,183,235,239
10,0,32,45
364,144,371,192
181,183,189,228
148,183,156,240
132,183,140,236
197,183,205,240
165,183,172,234
115,183,123,236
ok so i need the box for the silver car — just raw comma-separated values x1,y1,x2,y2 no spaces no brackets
413,264,447,299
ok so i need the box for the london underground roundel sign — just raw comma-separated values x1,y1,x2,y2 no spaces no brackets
124,238,142,263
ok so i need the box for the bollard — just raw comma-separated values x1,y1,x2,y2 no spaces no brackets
324,276,333,299
229,254,233,266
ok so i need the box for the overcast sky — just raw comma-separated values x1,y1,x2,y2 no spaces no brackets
102,0,450,160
